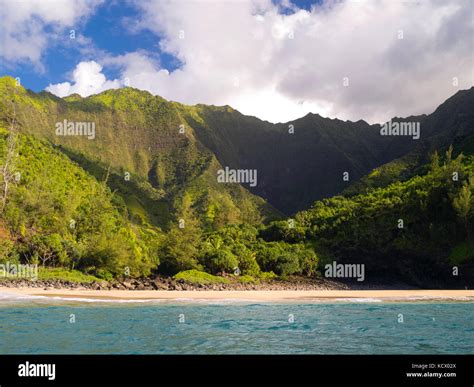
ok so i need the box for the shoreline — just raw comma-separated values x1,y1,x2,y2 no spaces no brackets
1,287,474,302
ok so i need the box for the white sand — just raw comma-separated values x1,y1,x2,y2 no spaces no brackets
1,287,473,302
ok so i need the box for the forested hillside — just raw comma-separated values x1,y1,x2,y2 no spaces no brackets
0,76,276,232
262,146,474,287
0,75,472,286
0,126,161,278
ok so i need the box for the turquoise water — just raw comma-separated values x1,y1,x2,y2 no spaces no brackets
0,298,473,354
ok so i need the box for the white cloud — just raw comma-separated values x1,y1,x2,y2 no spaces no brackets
46,61,121,97
46,0,473,123
0,0,101,67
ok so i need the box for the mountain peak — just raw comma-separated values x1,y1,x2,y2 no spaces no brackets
64,93,82,101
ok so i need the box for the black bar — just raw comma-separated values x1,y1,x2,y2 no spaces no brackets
0,355,473,386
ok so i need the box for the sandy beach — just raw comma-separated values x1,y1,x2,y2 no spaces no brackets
1,287,473,302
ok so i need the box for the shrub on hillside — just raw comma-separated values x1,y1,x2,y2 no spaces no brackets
200,248,238,274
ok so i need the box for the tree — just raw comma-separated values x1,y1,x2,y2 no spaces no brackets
445,145,453,166
29,234,64,267
233,244,260,276
453,183,472,220
429,151,440,172
160,226,201,273
273,253,301,277
453,179,473,239
200,248,238,274
0,105,18,212
160,194,203,274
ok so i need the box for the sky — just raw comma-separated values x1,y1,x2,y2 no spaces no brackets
0,0,472,124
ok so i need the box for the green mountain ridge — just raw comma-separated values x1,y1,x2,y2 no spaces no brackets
0,75,473,285
0,77,277,232
2,76,472,217
183,87,474,213
344,87,474,195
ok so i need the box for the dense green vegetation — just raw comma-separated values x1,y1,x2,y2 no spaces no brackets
38,268,101,283
0,127,161,278
0,126,316,279
173,270,230,285
262,148,474,285
0,75,473,286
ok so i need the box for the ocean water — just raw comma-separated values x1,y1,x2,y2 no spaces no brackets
0,293,473,354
